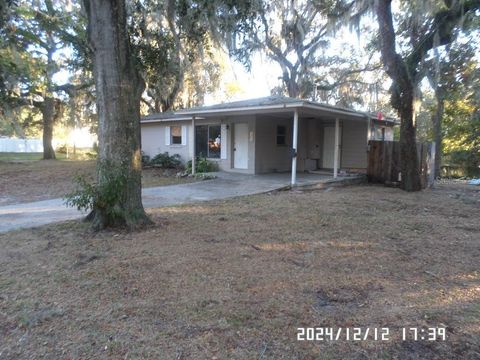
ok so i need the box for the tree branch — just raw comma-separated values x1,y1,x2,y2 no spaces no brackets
406,0,480,73
54,81,94,95
315,65,381,91
259,10,294,70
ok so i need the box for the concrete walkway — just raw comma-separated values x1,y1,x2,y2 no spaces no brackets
0,172,358,233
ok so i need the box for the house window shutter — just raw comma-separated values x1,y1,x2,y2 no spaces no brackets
220,124,227,159
181,125,187,145
165,126,171,146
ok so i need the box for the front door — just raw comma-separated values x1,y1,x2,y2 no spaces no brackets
322,126,342,169
233,123,248,169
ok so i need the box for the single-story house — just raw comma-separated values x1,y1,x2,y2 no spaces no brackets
140,96,395,185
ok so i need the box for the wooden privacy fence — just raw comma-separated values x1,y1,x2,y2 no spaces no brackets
367,140,435,189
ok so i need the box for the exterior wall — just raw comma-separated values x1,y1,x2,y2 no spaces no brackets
295,118,326,172
192,115,255,174
255,115,293,173
141,114,256,174
370,121,395,141
141,121,191,163
384,127,394,141
254,116,367,173
141,114,386,174
340,119,368,169
304,119,324,170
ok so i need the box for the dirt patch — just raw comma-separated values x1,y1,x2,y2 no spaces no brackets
0,184,479,359
0,160,195,205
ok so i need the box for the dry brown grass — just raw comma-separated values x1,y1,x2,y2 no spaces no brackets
0,183,479,359
0,160,194,205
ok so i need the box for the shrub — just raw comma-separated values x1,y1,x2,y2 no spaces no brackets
56,144,68,154
85,151,97,160
64,161,128,219
186,157,219,173
141,151,150,165
444,150,480,178
150,152,182,168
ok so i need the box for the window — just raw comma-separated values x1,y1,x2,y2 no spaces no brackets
171,126,182,144
208,125,221,158
195,125,221,158
276,125,287,145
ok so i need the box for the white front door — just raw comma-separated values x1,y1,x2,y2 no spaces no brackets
322,126,342,169
233,123,248,169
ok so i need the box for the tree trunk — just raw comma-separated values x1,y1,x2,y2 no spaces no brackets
375,0,421,191
398,88,421,191
84,0,151,229
41,97,56,160
432,89,444,178
285,70,300,98
43,26,57,160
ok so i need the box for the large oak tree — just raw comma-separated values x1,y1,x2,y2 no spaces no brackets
0,0,90,159
227,0,376,99
83,0,150,229
374,0,479,190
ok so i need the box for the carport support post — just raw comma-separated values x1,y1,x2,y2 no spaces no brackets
191,116,196,175
333,117,340,178
291,109,299,186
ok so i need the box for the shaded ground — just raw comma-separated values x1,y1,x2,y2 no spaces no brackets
0,171,338,233
0,184,479,359
0,152,69,161
0,160,194,205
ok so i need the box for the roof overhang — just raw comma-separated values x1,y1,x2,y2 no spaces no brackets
140,98,396,125
141,116,205,124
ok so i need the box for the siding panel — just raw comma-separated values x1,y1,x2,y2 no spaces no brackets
341,120,368,169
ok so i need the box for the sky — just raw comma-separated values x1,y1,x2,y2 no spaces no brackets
52,4,480,111
204,52,278,105
205,27,371,106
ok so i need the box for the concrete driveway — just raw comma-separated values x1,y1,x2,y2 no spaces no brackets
0,172,334,233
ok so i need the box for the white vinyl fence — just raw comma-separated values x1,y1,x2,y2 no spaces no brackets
0,138,43,153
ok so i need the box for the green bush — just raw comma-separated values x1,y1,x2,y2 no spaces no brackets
444,150,480,178
56,144,68,154
186,157,219,173
150,152,182,168
64,162,128,219
141,151,150,165
85,151,97,160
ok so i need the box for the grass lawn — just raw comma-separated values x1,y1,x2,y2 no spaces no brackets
0,184,478,359
0,155,196,205
0,150,95,162
0,152,67,161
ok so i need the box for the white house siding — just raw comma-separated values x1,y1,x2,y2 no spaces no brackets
140,122,191,163
340,119,369,169
141,115,256,173
255,115,293,173
141,113,379,174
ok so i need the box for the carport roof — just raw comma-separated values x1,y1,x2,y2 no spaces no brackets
141,96,397,124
